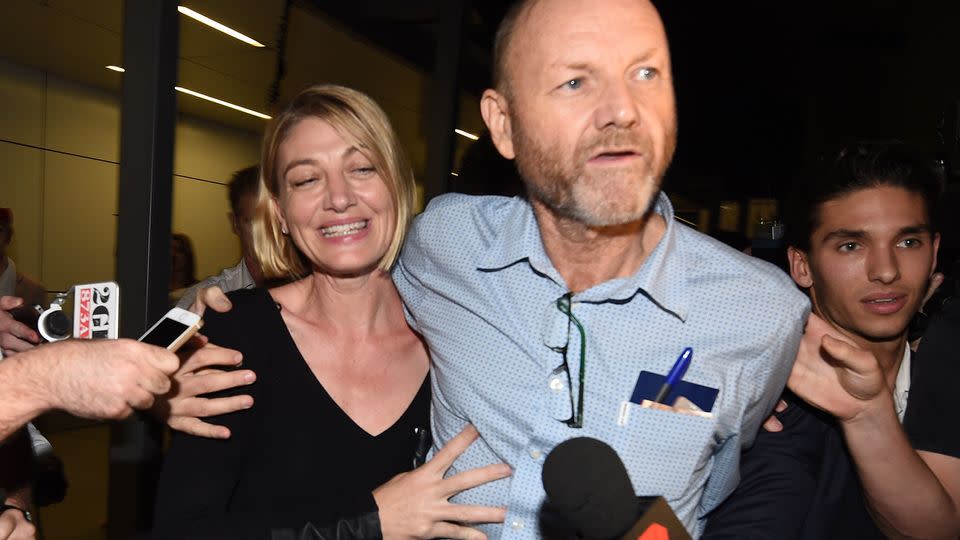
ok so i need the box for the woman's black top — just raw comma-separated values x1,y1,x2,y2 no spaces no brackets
153,288,430,539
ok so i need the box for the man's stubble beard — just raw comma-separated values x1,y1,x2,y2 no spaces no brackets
511,115,675,228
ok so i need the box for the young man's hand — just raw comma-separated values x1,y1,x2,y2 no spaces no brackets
788,313,888,424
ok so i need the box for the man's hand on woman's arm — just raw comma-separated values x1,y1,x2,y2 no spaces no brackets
374,425,510,540
148,285,257,439
152,338,254,439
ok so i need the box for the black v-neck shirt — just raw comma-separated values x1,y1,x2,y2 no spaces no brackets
153,288,430,539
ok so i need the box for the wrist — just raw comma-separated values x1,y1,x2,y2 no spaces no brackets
841,389,897,430
9,348,57,416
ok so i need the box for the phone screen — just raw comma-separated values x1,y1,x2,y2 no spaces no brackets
140,318,191,348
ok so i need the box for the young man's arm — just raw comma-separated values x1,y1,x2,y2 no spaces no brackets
838,388,959,539
790,314,959,540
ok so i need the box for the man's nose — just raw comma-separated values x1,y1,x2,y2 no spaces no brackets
594,80,640,130
867,247,900,284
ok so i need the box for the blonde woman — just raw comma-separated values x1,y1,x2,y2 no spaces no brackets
153,85,507,539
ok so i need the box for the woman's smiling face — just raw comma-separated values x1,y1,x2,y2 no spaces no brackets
274,117,396,278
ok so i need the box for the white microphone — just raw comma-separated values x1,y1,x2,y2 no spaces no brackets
37,281,120,342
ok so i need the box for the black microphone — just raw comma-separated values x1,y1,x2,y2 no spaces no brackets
40,309,71,341
542,437,692,540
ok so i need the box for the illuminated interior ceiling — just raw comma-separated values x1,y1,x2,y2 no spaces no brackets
0,0,514,134
0,0,954,201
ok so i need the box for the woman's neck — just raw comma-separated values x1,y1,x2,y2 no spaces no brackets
279,270,405,336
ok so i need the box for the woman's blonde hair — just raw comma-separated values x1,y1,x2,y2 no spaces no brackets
253,84,416,279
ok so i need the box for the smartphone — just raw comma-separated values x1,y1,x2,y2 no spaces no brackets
138,307,203,351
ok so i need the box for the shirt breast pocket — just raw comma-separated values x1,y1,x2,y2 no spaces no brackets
605,403,718,500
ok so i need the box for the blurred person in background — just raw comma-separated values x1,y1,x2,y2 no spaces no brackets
0,208,57,540
0,209,44,312
177,166,266,310
168,232,198,306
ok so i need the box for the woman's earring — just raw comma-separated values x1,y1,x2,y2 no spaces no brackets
281,226,288,235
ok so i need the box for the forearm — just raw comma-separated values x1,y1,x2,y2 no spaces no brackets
842,396,960,539
0,354,52,442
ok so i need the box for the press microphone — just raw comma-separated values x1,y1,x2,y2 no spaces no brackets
542,437,692,540
36,281,120,342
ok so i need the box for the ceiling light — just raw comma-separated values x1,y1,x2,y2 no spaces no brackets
105,66,270,120
177,6,265,48
450,172,459,176
175,86,271,119
455,129,479,141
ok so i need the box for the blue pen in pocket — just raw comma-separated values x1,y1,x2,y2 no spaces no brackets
653,347,693,404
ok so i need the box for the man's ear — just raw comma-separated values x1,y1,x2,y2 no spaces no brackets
228,211,240,236
480,89,516,160
931,232,941,275
787,246,813,288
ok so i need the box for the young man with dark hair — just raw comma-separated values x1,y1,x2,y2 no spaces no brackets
704,141,959,539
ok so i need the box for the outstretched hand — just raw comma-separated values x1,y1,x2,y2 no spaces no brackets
373,425,510,540
34,339,179,419
152,336,254,439
151,286,254,439
787,313,887,423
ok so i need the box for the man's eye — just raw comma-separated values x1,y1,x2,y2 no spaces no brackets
838,242,860,252
897,238,921,248
562,79,582,90
637,67,659,81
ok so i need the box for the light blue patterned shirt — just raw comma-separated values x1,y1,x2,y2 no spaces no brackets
393,193,810,538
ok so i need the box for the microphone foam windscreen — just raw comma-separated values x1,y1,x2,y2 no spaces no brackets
44,310,71,339
542,437,640,539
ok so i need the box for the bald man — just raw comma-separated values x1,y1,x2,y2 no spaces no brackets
393,0,809,537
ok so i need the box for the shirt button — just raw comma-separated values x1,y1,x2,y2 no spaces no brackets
529,449,542,460
549,378,565,392
511,518,524,529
